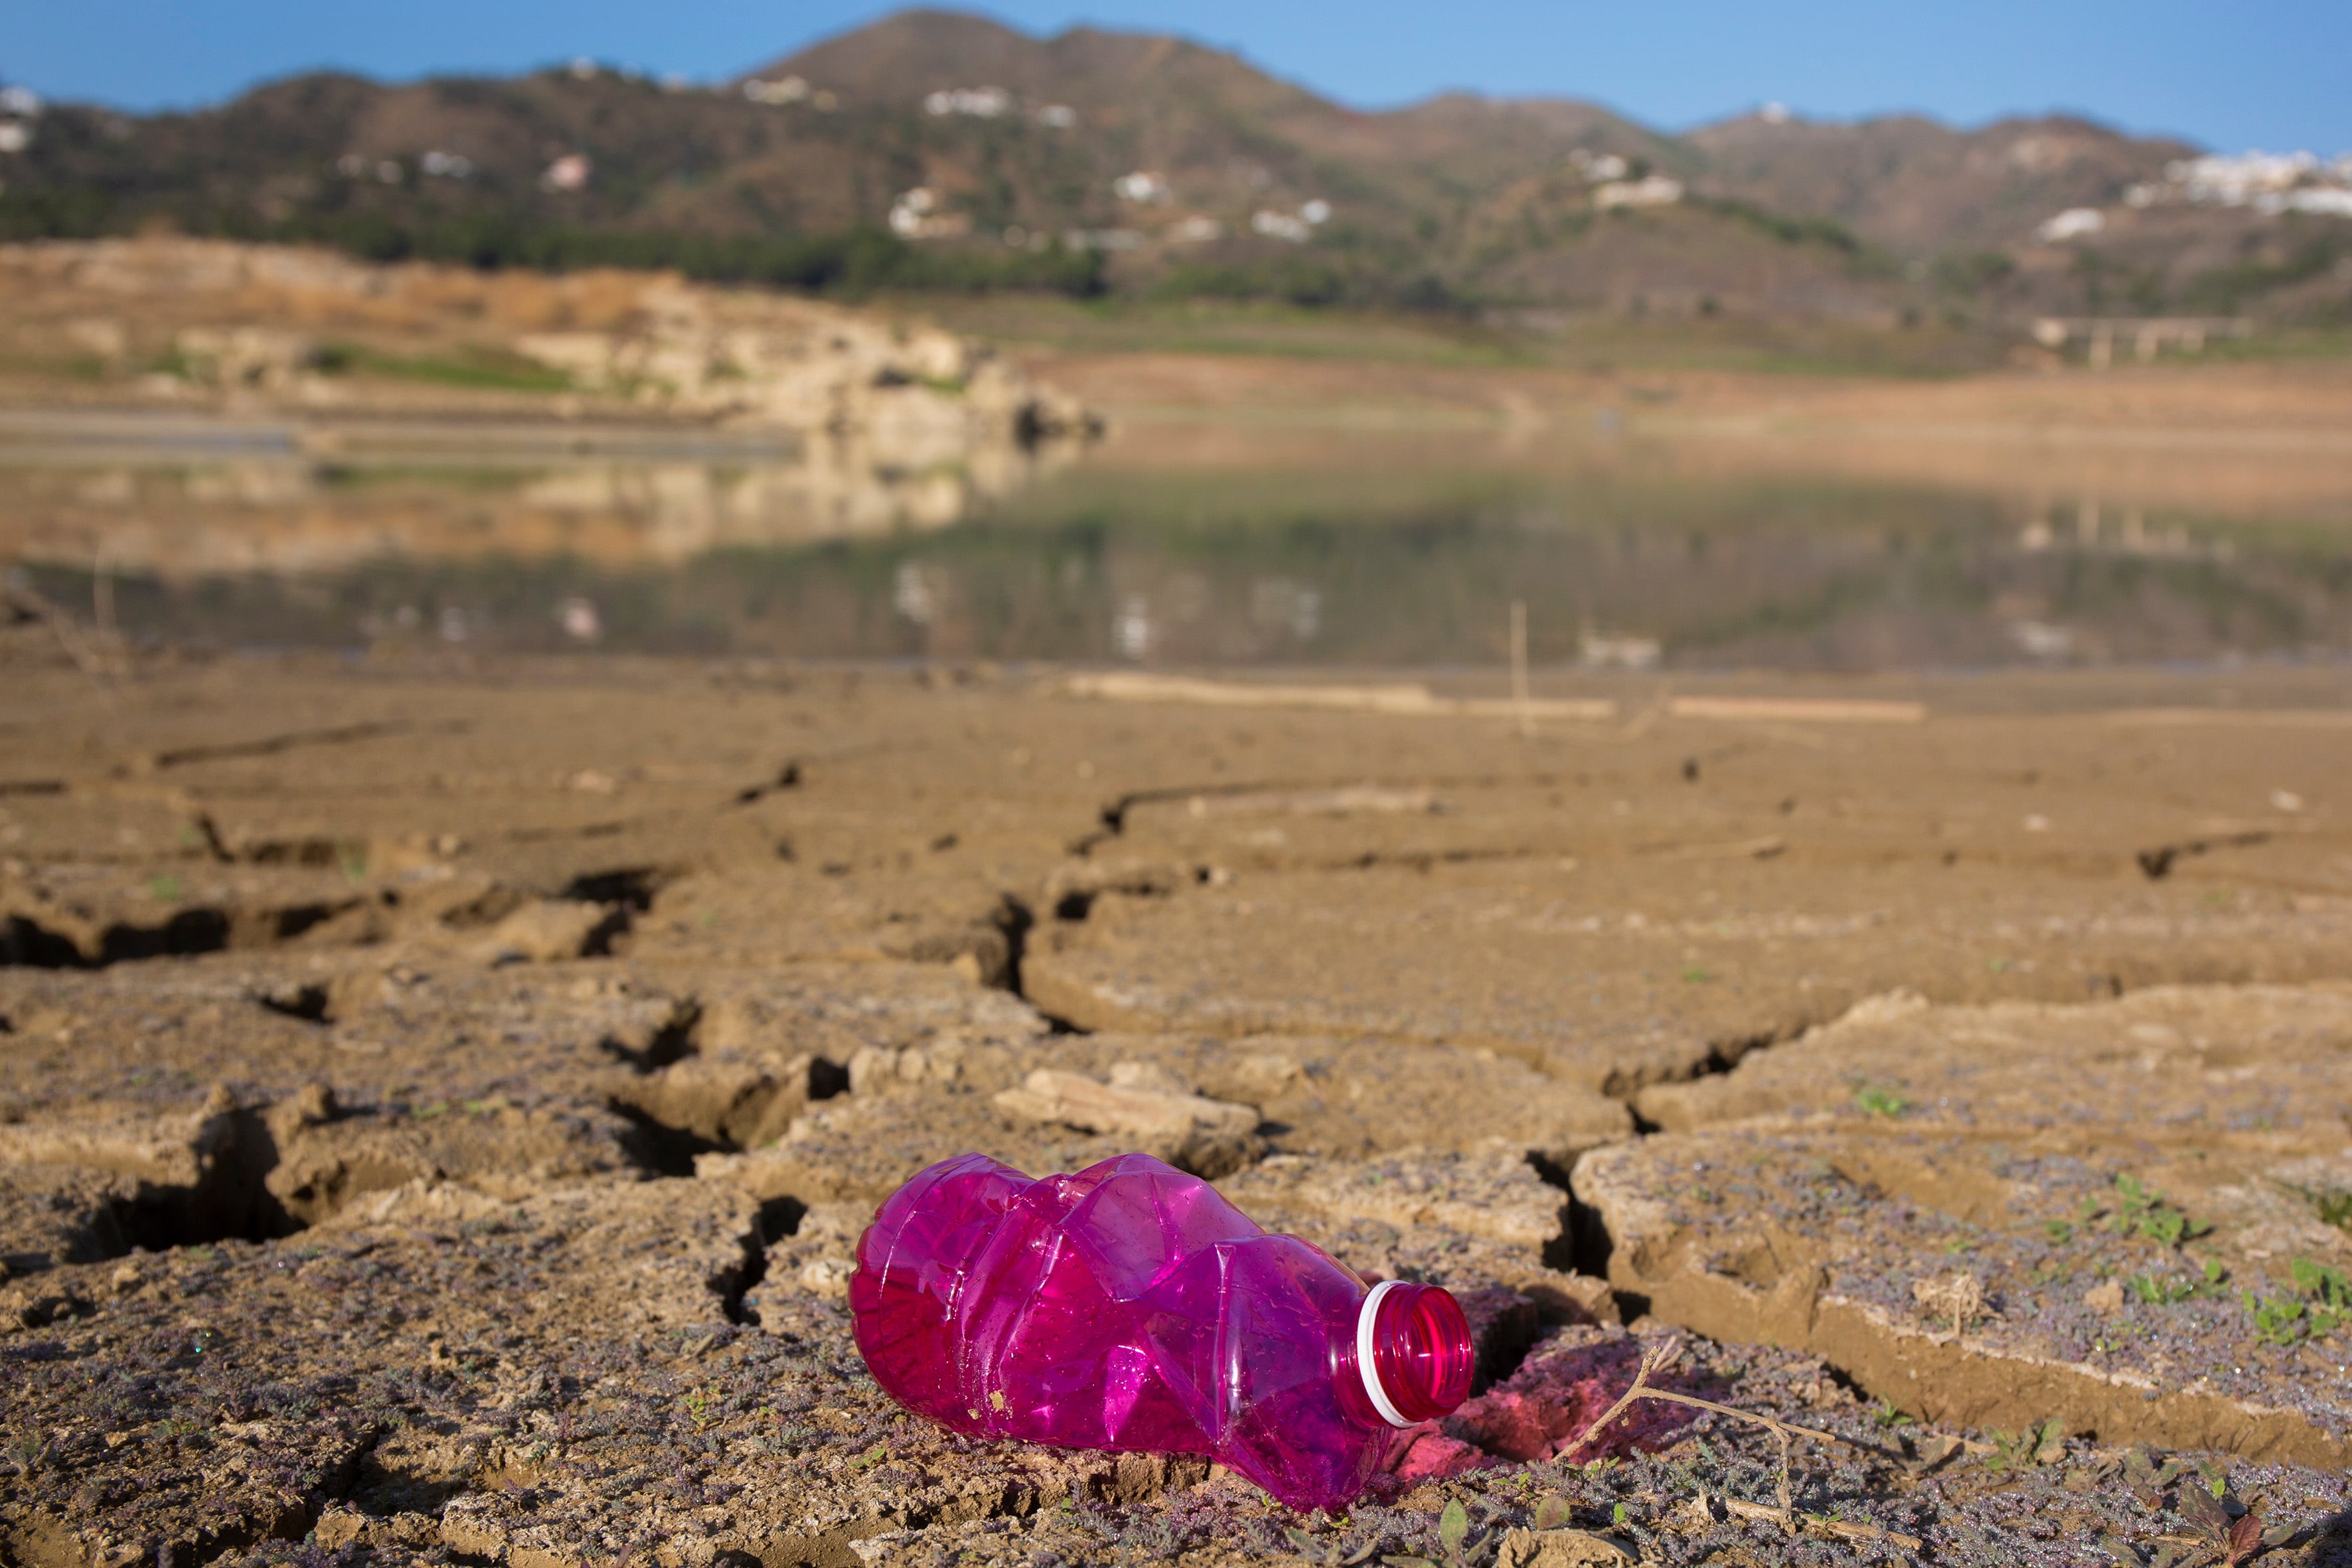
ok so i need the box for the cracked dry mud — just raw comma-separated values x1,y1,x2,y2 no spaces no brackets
5,641,2352,1567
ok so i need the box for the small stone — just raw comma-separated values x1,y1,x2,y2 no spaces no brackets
292,1081,337,1125
313,1508,368,1549
798,1257,853,1297
1105,1060,1192,1096
476,899,620,963
991,1068,1262,1178
1493,1526,1635,1567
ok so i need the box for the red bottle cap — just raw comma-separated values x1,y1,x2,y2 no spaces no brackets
1356,1280,1474,1426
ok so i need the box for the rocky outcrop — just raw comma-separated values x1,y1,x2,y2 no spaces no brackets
0,236,1096,451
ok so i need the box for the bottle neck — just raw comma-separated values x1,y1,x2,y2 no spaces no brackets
1350,1280,1474,1427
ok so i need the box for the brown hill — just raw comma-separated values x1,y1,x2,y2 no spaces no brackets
1685,111,2194,254
1,8,2343,327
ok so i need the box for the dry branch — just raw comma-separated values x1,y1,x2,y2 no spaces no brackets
1552,1337,1915,1544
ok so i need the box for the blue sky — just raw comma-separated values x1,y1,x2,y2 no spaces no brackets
7,1,2347,153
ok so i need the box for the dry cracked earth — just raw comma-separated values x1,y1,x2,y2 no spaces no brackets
5,621,2352,1567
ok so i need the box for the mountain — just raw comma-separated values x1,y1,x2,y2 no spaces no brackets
1,9,2344,327
1684,113,2192,256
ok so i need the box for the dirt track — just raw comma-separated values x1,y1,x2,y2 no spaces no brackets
5,620,2352,1564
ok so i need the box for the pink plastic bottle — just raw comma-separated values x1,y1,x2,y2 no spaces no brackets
850,1151,1474,1513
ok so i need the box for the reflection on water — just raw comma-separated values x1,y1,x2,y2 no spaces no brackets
5,422,2352,672
1,425,1073,576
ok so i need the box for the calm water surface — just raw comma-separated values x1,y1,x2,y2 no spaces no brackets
5,419,2351,672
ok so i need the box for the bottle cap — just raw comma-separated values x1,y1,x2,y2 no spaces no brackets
1356,1279,1474,1427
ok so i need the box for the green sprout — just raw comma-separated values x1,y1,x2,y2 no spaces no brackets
2244,1257,2352,1346
2090,1174,2208,1247
1854,1084,1913,1118
1984,1417,2065,1474
2129,1259,2229,1306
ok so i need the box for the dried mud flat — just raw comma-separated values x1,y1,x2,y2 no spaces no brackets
3,625,2352,1567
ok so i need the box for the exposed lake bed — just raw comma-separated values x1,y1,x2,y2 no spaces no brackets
5,242,2352,1566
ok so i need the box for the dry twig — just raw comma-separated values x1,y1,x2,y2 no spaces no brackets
1718,1496,1923,1551
1551,1337,1907,1539
3,574,121,684
1912,1271,1987,1336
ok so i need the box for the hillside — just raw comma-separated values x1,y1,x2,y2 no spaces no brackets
0,8,2346,329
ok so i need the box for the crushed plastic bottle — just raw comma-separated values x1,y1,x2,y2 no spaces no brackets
850,1150,1475,1513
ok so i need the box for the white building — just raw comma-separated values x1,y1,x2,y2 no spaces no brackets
743,76,809,105
1593,175,1683,210
542,153,593,193
1113,171,1170,204
1569,150,1629,183
888,188,972,240
890,188,939,237
924,86,1011,118
2033,207,2104,243
2133,149,2352,216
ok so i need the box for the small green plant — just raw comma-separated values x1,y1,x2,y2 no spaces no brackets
1871,1398,1914,1429
2045,1219,2074,1244
2295,1256,2352,1305
1854,1084,1913,1118
2244,1256,2351,1346
1379,1499,1489,1567
1984,1417,2065,1474
2178,1480,2266,1566
1681,967,1713,983
2130,1259,2229,1305
1440,1500,1472,1555
681,1382,721,1429
147,873,184,902
2086,1174,2208,1247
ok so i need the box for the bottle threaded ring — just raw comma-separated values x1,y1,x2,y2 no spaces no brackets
1356,1279,1474,1427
